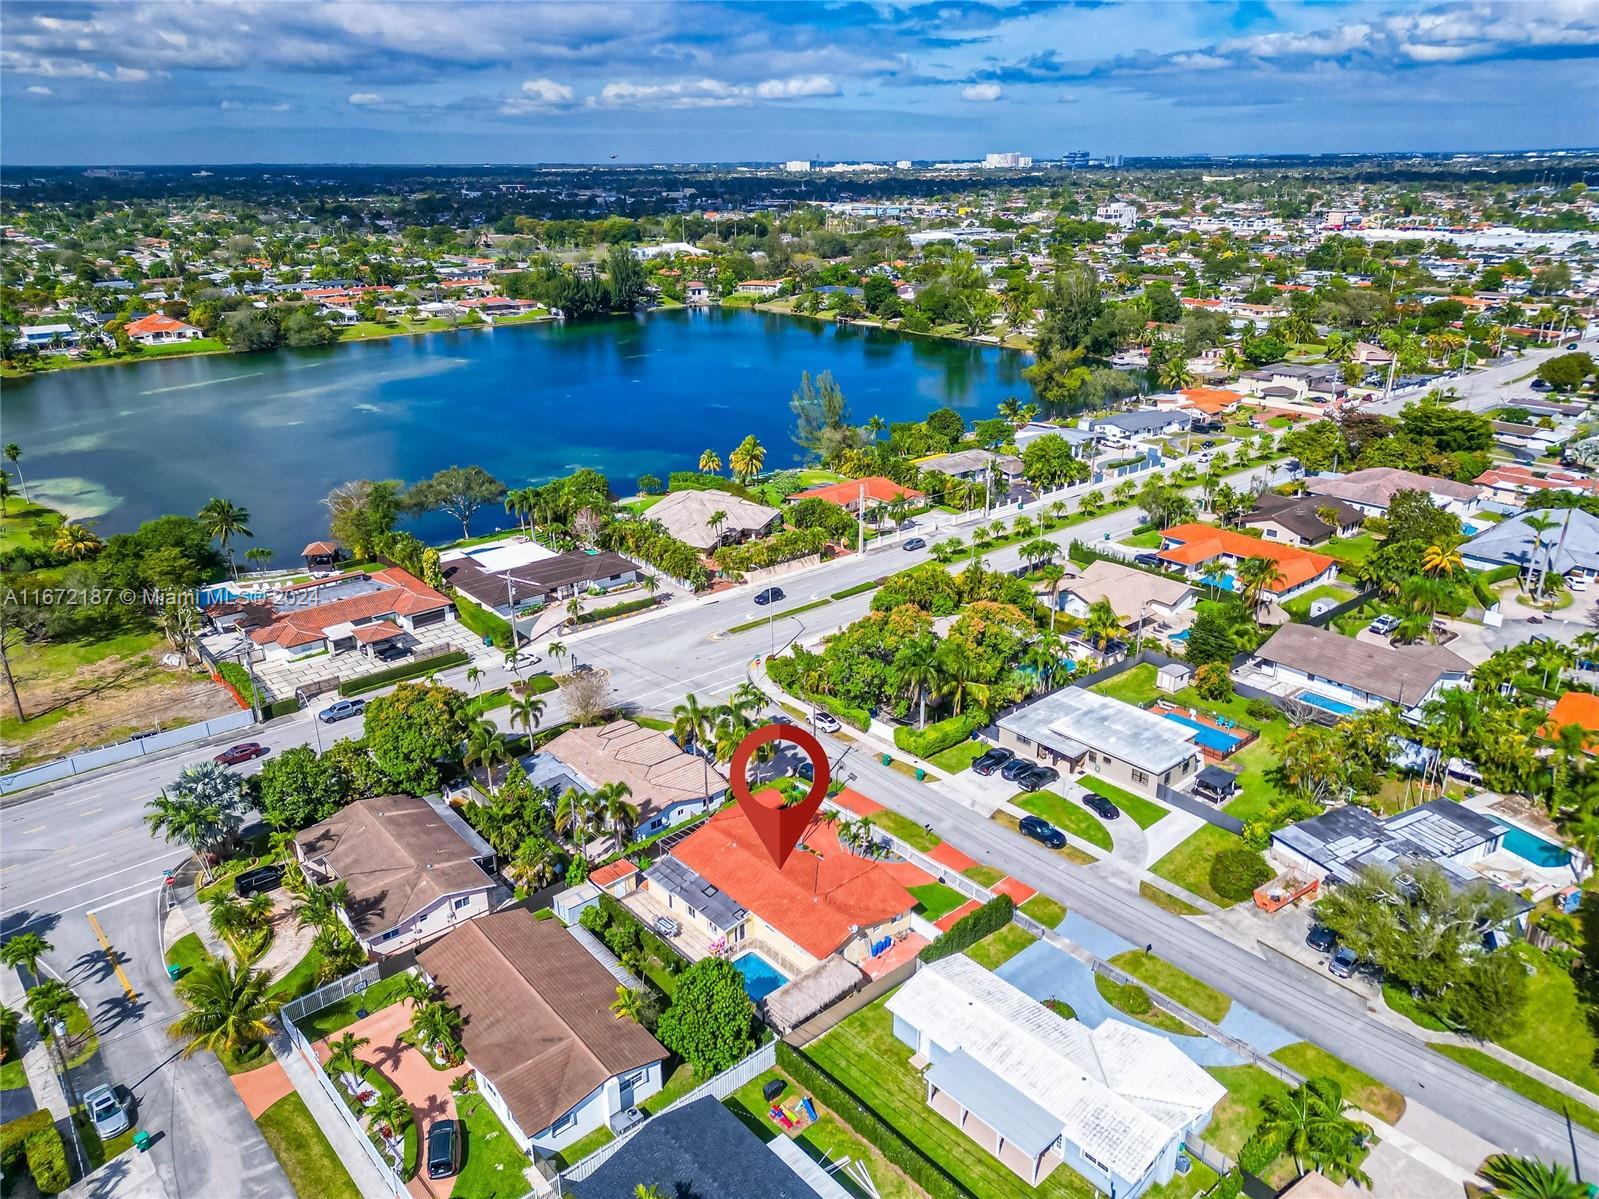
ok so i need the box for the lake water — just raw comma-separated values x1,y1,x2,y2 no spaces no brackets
2,307,1029,558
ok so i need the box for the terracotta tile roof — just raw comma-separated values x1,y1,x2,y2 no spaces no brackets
248,568,450,648
301,540,337,556
543,721,726,822
123,314,197,336
789,476,924,507
667,804,915,959
1546,692,1599,746
589,860,639,888
1157,523,1335,592
416,911,666,1138
1177,387,1243,415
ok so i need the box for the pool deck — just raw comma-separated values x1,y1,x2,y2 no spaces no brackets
1146,698,1257,761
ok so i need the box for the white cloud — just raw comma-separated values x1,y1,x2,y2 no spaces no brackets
348,91,383,105
754,74,839,99
26,85,51,95
520,78,574,104
593,77,750,108
961,82,1002,101
220,99,292,111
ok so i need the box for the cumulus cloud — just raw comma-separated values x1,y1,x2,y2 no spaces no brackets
220,99,292,111
26,85,52,95
519,78,574,104
753,74,839,99
961,82,1002,101
593,74,837,108
348,91,383,105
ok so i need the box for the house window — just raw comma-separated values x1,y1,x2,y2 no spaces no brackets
452,897,472,911
1016,735,1033,747
620,1070,647,1090
1131,769,1150,786
551,1110,578,1135
1083,1150,1110,1174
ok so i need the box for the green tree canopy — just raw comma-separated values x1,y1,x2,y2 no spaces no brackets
362,681,469,795
654,957,756,1074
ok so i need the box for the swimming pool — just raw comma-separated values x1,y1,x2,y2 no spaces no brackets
1501,825,1571,869
1167,630,1190,644
1162,712,1245,754
732,951,791,1002
1296,690,1361,717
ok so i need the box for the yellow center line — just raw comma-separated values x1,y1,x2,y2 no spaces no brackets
85,912,140,1004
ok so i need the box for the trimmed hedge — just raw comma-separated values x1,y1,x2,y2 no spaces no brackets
575,595,660,625
1068,538,1184,580
25,1126,68,1195
452,599,514,649
920,894,1014,963
0,1110,53,1169
1209,846,1274,903
831,577,886,601
812,693,870,732
776,1042,975,1199
263,696,302,720
765,657,869,729
338,650,470,696
216,660,263,709
893,712,983,760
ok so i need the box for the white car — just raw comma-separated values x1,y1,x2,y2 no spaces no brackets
1570,575,1589,593
83,1085,129,1139
812,711,843,734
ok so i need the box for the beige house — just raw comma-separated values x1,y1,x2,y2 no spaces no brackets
1050,559,1196,627
542,720,727,840
646,490,780,551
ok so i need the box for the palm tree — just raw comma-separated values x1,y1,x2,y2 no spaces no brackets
508,694,544,747
555,788,594,844
1161,359,1195,390
3,444,27,501
594,781,637,851
935,646,988,717
206,892,255,949
706,509,728,545
895,636,943,729
198,497,254,580
672,692,713,757
25,980,76,1031
243,546,274,574
508,835,561,890
145,794,227,883
326,1030,371,1077
394,971,436,1010
1219,347,1244,377
293,880,349,934
410,1001,462,1056
1200,559,1229,598
1479,1155,1589,1199
0,932,53,978
1082,599,1125,652
464,720,512,793
0,472,12,517
367,1093,412,1143
1236,556,1286,616
698,448,722,475
610,985,648,1024
565,595,585,626
1524,512,1560,599
546,641,567,672
0,1004,19,1053
1421,540,1463,578
1037,564,1067,631
52,524,101,559
167,956,282,1061
729,435,765,483
1256,1077,1370,1182
865,414,887,441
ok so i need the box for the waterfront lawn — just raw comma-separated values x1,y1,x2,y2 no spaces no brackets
1271,1042,1404,1123
1015,790,1113,851
909,883,969,923
964,924,1038,971
256,1092,361,1199
962,864,1007,887
1080,776,1169,829
1019,894,1067,929
807,997,1098,1198
0,500,64,554
1429,1043,1599,1134
1108,951,1231,1023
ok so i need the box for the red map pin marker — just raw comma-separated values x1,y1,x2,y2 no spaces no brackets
728,723,832,869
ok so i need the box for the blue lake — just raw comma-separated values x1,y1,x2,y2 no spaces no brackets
1,307,1030,560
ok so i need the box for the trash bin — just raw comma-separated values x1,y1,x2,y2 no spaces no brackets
881,753,891,766
166,964,181,981
483,635,493,647
915,768,926,781
133,1130,152,1153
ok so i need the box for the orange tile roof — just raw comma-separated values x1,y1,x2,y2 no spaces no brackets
590,859,639,888
1545,692,1599,746
790,476,923,507
667,803,915,959
249,568,451,648
123,314,196,337
1157,523,1335,592
1178,387,1244,415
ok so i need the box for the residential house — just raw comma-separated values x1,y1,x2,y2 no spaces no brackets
1237,363,1345,404
415,910,669,1158
1175,387,1244,419
1474,464,1599,507
887,955,1225,1195
1462,508,1599,584
1270,799,1509,888
1351,341,1394,365
1305,467,1482,519
684,280,711,304
735,279,784,297
1048,559,1196,628
1238,493,1365,547
788,476,924,515
1544,692,1599,750
443,547,641,614
123,313,203,344
293,796,499,955
542,720,728,840
1155,524,1339,600
996,687,1201,797
17,323,78,350
1245,623,1470,718
646,490,780,551
917,448,1026,488
236,568,455,662
1014,422,1099,457
1088,410,1194,441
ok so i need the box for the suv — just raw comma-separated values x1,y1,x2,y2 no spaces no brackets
1018,815,1067,850
811,710,842,734
1329,946,1358,978
375,642,411,664
971,747,1014,776
1306,924,1337,953
83,1086,128,1140
425,1120,461,1180
1016,765,1060,792
234,865,283,898
1083,793,1121,820
318,698,366,724
1368,614,1400,636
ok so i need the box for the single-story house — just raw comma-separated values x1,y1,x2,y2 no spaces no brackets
996,687,1201,797
239,568,455,661
1473,465,1599,507
542,720,729,839
294,796,500,954
735,279,785,297
684,280,712,303
444,547,641,614
1176,387,1244,418
887,955,1225,1196
1461,508,1599,583
1049,559,1196,626
646,490,780,551
1545,692,1599,750
787,476,923,515
1013,423,1098,457
1351,341,1394,365
123,313,203,344
1247,623,1469,718
1304,468,1481,519
1156,524,1338,599
1088,410,1194,441
1238,493,1365,547
1270,799,1508,888
416,910,668,1158
917,449,1025,487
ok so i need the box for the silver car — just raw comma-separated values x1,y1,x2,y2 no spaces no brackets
83,1085,129,1139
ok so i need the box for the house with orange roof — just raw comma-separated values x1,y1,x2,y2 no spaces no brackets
123,313,202,345
233,567,455,661
1544,692,1599,750
1176,387,1243,417
788,476,924,515
1156,524,1337,599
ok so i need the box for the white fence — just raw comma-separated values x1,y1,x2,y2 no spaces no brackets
0,707,256,795
558,1041,778,1183
278,962,382,1026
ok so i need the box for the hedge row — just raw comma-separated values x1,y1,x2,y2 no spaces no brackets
452,599,514,650
893,712,983,760
215,660,263,709
666,472,759,501
713,526,830,575
338,650,471,696
263,696,302,720
1068,538,1184,580
776,1042,975,1199
830,576,886,601
576,595,660,625
0,1110,53,1168
26,1127,67,1195
764,656,870,730
920,894,1014,963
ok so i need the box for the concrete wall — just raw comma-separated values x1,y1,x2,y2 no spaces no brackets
0,707,256,795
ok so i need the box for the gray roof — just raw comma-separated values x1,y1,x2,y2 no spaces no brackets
1240,493,1364,544
925,1049,1063,1157
643,856,747,931
1463,508,1599,576
919,449,1025,479
1273,799,1506,886
998,687,1199,775
1255,624,1469,709
646,489,780,551
1093,410,1193,435
1306,468,1480,509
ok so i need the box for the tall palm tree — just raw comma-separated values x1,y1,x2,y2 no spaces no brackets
895,636,942,729
706,509,728,545
1199,559,1229,598
672,692,713,757
1037,563,1067,631
1256,1077,1370,1182
326,1030,371,1077
0,933,53,979
546,641,567,672
1236,556,1286,616
25,980,76,1031
1082,598,1125,651
729,435,765,483
1161,359,1195,390
1523,512,1560,599
243,546,274,573
198,497,254,580
555,788,594,844
145,794,227,883
3,444,27,501
864,414,887,441
167,956,282,1061
698,448,722,475
935,645,988,717
52,524,101,559
1479,1155,1589,1199
509,694,545,745
0,472,12,517
593,781,637,851
464,720,512,793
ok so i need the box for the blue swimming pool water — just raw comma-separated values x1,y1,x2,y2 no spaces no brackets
1168,630,1190,643
732,951,791,1002
1162,712,1244,754
1296,690,1361,717
1501,825,1571,869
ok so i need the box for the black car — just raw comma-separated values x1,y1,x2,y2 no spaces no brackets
425,1120,461,1180
971,747,1014,776
1306,924,1337,953
318,698,366,724
1133,553,1162,569
374,642,410,663
754,587,785,606
1083,793,1121,820
1016,765,1060,792
234,865,283,898
903,537,927,552
999,756,1035,783
1018,814,1067,850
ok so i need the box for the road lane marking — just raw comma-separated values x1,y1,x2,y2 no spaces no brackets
10,850,178,907
86,911,139,1003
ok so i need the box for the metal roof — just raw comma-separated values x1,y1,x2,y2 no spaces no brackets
643,857,748,931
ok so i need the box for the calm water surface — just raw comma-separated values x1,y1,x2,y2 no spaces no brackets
1,307,1029,556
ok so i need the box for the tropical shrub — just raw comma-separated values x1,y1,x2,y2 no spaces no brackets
1209,846,1274,902
894,713,983,759
920,895,1014,963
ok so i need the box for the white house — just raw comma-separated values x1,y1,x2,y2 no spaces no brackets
17,323,78,350
122,313,203,344
1245,623,1470,719
996,687,1201,797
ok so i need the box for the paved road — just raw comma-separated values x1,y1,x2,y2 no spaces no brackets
1363,339,1582,416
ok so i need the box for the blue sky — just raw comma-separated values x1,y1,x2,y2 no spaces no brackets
2,1,1596,164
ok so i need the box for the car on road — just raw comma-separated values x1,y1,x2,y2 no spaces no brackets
374,642,411,664
1000,756,1036,783
83,1086,129,1140
971,747,1014,776
754,587,786,606
653,915,681,937
1530,379,1553,391
1016,765,1060,792
1083,792,1121,820
425,1120,461,1180
234,865,283,897
1368,614,1400,636
1329,946,1358,978
318,698,366,724
903,537,927,552
1018,814,1067,850
1306,924,1337,953
213,742,268,766
811,710,842,734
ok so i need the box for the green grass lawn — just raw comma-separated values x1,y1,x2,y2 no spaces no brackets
292,972,413,1041
453,1091,535,1195
1080,776,1169,829
992,810,1098,864
1149,825,1239,908
1093,976,1200,1037
61,1000,98,1068
1108,951,1231,1023
1015,791,1113,851
0,1034,25,1091
1203,1063,1284,1157
1019,894,1068,929
550,1120,613,1170
1494,948,1599,1094
1139,882,1204,916
0,500,64,554
1430,1044,1599,1134
962,864,1007,887
1322,533,1379,564
808,996,1098,1198
1381,982,1451,1032
909,883,970,922
1271,1042,1405,1123
1282,582,1357,622
1123,528,1164,549
164,932,210,980
639,1061,700,1114
256,1092,361,1199
867,809,940,852
964,924,1038,971
928,740,987,773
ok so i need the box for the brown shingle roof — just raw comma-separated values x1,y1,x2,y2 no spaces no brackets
416,911,665,1136
1255,623,1470,708
543,721,726,822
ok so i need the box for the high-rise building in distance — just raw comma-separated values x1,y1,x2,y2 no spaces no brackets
982,152,1033,168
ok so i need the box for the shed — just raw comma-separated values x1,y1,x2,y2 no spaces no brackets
1193,765,1238,804
551,881,599,924
1156,662,1193,694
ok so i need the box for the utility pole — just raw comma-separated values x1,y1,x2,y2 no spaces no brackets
857,481,866,555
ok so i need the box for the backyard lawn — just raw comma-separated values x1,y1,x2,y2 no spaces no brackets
909,882,970,922
964,924,1038,971
1015,791,1113,851
1019,894,1068,929
292,972,414,1041
808,997,1099,1198
1080,776,1169,829
1281,583,1357,622
256,1092,361,1199
1270,1042,1404,1123
1322,533,1379,564
453,1091,536,1196
1108,951,1231,1023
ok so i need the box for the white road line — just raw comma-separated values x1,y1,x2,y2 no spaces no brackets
8,883,162,929
88,886,164,915
7,849,177,908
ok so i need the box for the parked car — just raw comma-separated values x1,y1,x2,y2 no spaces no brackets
1368,614,1400,636
1134,553,1162,568
971,747,1014,776
1530,379,1553,392
1017,765,1060,792
1571,574,1589,593
1306,924,1337,953
811,710,842,734
1329,946,1358,978
1083,793,1120,820
234,865,283,898
213,742,268,766
1000,756,1036,783
1018,814,1067,850
83,1086,129,1140
375,642,411,664
653,915,681,937
425,1120,461,1180
754,587,786,606
318,698,366,724
903,537,927,552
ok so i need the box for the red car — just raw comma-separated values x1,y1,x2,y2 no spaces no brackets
214,742,268,766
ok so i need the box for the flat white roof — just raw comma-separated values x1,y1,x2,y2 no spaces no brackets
440,536,559,574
